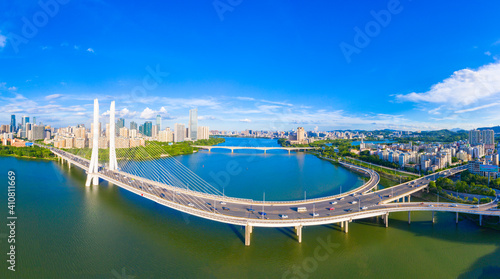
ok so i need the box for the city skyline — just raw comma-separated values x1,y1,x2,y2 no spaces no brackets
1,1,500,131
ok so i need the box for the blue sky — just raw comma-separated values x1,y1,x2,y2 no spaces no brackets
1,0,500,131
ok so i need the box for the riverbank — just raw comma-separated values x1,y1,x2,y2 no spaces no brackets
64,137,226,160
0,145,57,160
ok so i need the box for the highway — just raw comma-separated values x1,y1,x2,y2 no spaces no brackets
45,145,497,220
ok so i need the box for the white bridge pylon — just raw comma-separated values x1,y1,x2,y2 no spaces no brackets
109,101,118,171
86,99,118,186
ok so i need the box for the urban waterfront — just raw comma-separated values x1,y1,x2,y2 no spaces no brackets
1,138,499,278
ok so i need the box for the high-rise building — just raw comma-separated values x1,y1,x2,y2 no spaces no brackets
174,123,185,142
130,121,138,130
469,129,495,149
152,125,158,139
33,117,37,125
10,115,16,133
129,129,137,138
105,123,110,138
117,118,125,130
21,116,29,138
90,122,101,139
32,125,45,140
75,127,86,139
297,127,305,142
189,108,198,141
144,121,153,137
197,126,210,140
158,128,174,142
119,127,129,138
156,115,161,131
482,129,495,149
139,124,144,135
469,129,482,145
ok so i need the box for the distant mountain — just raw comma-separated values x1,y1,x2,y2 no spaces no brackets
477,126,500,133
449,128,465,132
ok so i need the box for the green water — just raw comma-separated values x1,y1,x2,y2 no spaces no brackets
0,143,499,278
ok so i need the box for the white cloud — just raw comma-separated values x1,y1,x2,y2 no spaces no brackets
396,61,500,106
235,96,255,101
485,51,492,56
239,118,251,123
260,99,293,106
8,86,17,91
140,107,156,119
454,102,500,114
139,106,171,119
119,108,137,118
45,94,63,100
0,33,6,48
87,48,94,53
427,106,443,115
198,115,216,120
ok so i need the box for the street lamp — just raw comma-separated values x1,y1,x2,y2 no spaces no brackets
262,192,265,219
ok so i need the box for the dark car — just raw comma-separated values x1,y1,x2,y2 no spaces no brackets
222,207,230,211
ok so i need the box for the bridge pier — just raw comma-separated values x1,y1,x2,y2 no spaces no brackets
408,211,411,224
456,212,459,224
479,215,482,226
264,150,266,154
67,160,71,169
340,221,344,228
288,150,290,155
245,224,252,246
407,195,410,203
230,149,233,153
295,225,303,243
344,221,349,233
432,211,435,223
385,213,389,227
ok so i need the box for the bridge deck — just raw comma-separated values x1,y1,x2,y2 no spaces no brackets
44,145,499,229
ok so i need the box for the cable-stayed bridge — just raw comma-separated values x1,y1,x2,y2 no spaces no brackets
36,99,500,245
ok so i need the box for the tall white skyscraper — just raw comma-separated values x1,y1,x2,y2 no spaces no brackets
174,123,185,142
189,108,198,141
156,114,161,131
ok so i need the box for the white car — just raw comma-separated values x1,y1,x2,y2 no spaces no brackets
450,204,458,207
472,205,479,208
312,213,319,217
338,197,345,201
280,214,288,219
351,201,357,204
330,201,338,205
361,206,368,210
220,201,227,205
188,203,195,207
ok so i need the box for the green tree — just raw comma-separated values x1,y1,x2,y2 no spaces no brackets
428,181,436,189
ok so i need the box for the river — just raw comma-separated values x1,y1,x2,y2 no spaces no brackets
0,137,498,278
